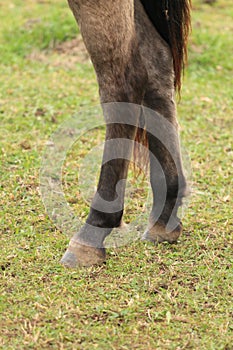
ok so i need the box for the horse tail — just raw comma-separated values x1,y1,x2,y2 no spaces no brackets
134,126,149,177
140,0,192,92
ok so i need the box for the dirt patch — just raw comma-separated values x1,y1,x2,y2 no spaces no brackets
27,36,90,68
54,37,89,62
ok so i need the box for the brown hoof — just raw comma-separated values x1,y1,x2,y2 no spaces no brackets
142,222,182,244
60,239,106,268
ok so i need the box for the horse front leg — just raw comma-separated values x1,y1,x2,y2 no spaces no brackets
61,0,147,267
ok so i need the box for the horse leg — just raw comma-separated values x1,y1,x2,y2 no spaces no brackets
61,0,147,267
135,0,187,243
143,96,187,243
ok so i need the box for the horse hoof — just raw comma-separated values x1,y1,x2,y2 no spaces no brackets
141,222,182,244
61,239,106,268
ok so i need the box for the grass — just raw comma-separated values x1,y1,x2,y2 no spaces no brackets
0,0,232,349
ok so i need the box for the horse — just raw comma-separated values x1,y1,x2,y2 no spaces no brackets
61,0,192,268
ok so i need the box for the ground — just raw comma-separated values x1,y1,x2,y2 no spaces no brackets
0,0,232,349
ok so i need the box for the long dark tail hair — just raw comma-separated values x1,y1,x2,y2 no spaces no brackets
140,0,192,92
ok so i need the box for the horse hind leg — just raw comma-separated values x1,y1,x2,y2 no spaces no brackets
61,0,147,267
135,0,187,244
142,99,187,244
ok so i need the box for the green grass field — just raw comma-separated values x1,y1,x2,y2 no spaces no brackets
0,0,232,349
